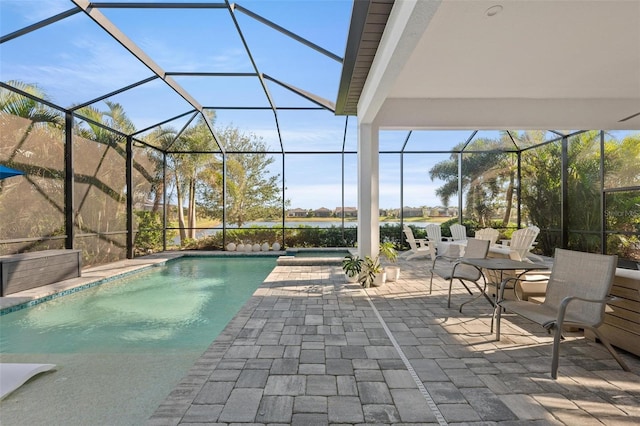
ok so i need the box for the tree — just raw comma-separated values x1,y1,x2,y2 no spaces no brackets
429,138,507,226
521,131,640,258
161,113,219,242
200,125,281,227
0,81,62,128
0,81,63,167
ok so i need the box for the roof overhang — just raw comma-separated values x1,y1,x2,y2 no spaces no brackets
338,0,640,130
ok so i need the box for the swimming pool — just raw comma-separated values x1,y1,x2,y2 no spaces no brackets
287,248,352,258
0,256,276,424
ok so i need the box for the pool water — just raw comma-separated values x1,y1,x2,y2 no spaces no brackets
289,249,352,258
1,257,276,353
0,256,276,425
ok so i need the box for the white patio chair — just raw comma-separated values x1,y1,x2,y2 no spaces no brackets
402,225,434,260
496,248,630,379
428,238,490,308
474,228,500,245
507,226,540,261
450,224,467,241
425,224,452,256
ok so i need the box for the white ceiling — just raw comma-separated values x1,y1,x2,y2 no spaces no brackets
359,0,640,130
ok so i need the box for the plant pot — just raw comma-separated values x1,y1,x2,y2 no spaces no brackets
371,271,387,287
385,266,400,282
345,272,359,283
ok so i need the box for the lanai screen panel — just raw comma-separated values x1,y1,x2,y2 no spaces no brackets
78,79,195,134
72,121,127,266
174,76,270,109
402,153,452,221
0,108,66,254
404,130,474,152
379,153,400,214
234,1,347,104
1,8,153,110
99,6,252,74
603,130,640,263
521,139,563,255
1,0,73,35
131,143,164,257
278,109,346,152
379,130,408,153
212,108,280,153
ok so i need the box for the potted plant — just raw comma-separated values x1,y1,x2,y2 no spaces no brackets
359,255,384,288
379,241,400,282
342,254,363,283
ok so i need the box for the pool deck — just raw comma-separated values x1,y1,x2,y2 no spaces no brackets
148,255,640,425
2,252,639,425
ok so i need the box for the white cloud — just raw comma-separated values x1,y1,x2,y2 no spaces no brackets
5,0,70,24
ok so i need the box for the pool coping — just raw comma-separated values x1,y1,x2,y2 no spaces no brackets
278,247,355,266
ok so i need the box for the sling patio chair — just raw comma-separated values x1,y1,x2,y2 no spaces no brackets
428,238,490,309
402,225,434,260
495,248,631,379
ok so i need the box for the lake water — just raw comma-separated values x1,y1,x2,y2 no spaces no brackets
221,220,439,229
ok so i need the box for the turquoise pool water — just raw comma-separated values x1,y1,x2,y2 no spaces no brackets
289,249,351,258
0,256,276,425
0,256,276,353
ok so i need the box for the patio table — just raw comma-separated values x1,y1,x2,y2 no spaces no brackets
458,258,549,329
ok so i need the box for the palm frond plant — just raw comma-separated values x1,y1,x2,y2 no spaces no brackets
342,254,363,283
379,241,400,282
358,255,383,288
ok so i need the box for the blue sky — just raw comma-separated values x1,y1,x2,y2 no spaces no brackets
2,1,636,211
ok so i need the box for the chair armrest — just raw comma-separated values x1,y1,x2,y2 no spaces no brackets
436,254,459,262
513,275,549,301
549,295,612,330
429,254,459,269
415,238,428,247
497,277,520,303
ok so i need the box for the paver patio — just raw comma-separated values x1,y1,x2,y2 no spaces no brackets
148,256,640,425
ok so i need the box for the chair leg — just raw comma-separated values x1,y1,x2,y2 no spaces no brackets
551,325,563,379
429,272,434,294
586,326,631,372
447,277,454,308
458,280,474,295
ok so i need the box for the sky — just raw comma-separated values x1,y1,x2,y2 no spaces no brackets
2,1,637,211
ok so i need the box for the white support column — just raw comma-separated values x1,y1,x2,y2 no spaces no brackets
357,122,379,258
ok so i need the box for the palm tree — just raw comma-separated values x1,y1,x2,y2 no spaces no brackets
165,112,219,242
0,81,62,126
0,81,63,165
429,139,504,226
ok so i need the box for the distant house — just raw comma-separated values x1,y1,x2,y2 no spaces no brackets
287,208,307,218
314,207,332,218
335,207,357,217
402,207,423,217
429,207,456,217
